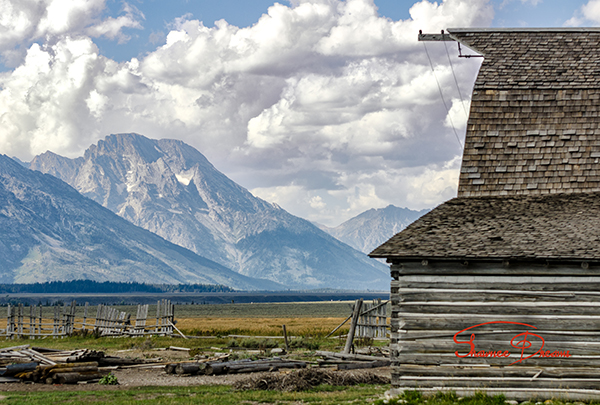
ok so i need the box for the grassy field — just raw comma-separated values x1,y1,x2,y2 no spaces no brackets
53,301,359,318
173,301,355,336
173,301,357,317
0,386,582,405
0,301,362,340
176,316,347,337
0,385,389,405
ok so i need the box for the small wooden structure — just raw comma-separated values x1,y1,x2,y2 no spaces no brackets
371,28,600,399
4,300,174,339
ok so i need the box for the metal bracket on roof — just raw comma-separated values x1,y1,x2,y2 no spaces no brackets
418,30,454,41
418,30,484,58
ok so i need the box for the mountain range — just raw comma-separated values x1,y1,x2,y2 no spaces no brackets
0,154,278,289
29,133,389,290
320,205,430,254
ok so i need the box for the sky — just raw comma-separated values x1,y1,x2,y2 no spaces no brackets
1,0,599,227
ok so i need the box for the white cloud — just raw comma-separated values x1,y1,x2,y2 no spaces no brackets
0,0,143,65
0,0,492,225
445,97,470,131
86,3,144,43
565,0,600,26
251,157,461,226
499,0,542,8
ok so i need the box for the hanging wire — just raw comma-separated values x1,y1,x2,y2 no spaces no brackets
443,40,469,120
422,41,463,150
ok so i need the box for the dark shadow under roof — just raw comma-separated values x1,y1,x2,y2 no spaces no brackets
369,192,600,261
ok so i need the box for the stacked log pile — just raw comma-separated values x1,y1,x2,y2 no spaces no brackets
0,345,59,366
0,344,156,384
32,347,105,363
15,362,103,384
165,357,307,376
316,350,390,370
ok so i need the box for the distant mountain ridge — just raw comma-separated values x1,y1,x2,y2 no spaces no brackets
322,205,430,254
30,133,389,290
0,154,279,289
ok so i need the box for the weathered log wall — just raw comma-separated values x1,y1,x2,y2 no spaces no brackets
390,261,600,391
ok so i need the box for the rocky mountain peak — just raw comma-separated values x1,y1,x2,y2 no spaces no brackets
0,153,278,289
323,204,430,254
30,134,389,290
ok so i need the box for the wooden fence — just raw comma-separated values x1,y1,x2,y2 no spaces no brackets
4,300,175,339
356,298,388,339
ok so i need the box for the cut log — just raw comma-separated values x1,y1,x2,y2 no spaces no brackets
316,351,389,362
2,362,38,376
336,360,390,370
22,349,57,365
31,347,63,353
53,372,103,384
168,346,190,352
227,364,271,374
37,361,100,379
204,363,229,375
227,361,306,373
49,366,98,375
175,362,206,375
14,371,34,380
0,345,30,353
98,357,158,366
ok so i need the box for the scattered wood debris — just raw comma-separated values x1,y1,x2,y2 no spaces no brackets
164,357,307,376
316,350,390,370
233,368,390,391
0,344,161,384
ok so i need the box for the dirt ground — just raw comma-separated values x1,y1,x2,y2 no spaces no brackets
0,347,391,393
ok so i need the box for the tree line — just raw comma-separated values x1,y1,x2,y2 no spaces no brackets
0,280,235,294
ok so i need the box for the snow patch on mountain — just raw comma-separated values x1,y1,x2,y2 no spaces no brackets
30,133,389,290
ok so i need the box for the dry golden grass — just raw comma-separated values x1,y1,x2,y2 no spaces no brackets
176,316,349,337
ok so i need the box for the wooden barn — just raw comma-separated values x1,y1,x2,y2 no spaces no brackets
370,28,600,399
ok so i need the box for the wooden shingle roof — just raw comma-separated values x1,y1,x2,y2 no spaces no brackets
449,28,600,90
450,28,600,197
373,29,600,261
369,192,600,261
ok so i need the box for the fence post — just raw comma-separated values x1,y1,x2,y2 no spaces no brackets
155,300,161,335
17,304,23,339
69,301,76,336
38,305,42,338
134,305,140,337
95,304,101,334
343,299,363,354
29,305,34,340
165,300,171,336
60,303,66,337
82,302,88,332
170,301,174,336
6,305,12,340
52,306,58,338
283,325,289,352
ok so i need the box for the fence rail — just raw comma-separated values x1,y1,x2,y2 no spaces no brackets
3,300,175,339
356,299,389,339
